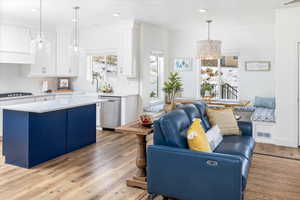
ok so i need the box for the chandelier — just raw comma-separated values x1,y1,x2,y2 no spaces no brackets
197,20,222,60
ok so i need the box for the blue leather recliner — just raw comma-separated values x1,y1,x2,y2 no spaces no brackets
147,102,255,200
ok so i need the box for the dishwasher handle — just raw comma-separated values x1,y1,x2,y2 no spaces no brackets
107,99,118,102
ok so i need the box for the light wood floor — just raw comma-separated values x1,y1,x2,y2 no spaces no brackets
255,142,300,159
1,131,300,200
0,131,145,200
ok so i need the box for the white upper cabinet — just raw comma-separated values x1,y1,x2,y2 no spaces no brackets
120,22,140,78
56,31,79,77
29,31,57,77
29,31,79,77
0,24,34,64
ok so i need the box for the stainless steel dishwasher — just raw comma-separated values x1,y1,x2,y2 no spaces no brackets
100,96,121,129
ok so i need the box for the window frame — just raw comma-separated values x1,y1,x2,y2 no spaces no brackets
200,55,240,100
149,52,164,103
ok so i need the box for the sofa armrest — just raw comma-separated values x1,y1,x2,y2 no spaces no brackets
238,121,252,137
147,145,243,200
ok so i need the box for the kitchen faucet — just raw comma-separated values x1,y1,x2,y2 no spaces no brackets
92,72,102,92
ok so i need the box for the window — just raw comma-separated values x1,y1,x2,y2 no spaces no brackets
86,53,119,81
149,53,164,101
201,56,239,100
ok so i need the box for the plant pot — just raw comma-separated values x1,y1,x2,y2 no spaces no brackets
164,103,175,113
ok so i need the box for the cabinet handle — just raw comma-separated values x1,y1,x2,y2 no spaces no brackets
42,67,47,73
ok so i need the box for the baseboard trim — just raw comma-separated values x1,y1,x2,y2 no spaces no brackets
254,152,300,162
272,137,298,148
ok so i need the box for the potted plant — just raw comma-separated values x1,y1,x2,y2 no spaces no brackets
150,91,157,98
162,72,183,111
200,81,214,99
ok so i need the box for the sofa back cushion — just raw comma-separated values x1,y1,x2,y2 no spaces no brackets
153,101,212,148
153,119,168,146
254,96,276,109
179,104,200,121
159,109,191,148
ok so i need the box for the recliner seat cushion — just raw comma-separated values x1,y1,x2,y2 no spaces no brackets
213,136,255,160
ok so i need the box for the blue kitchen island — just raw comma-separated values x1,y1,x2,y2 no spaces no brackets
2,97,106,168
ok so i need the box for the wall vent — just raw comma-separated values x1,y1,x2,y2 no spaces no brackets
257,132,272,139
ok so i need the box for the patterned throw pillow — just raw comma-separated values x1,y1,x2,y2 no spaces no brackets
187,119,212,153
206,125,223,151
206,108,241,136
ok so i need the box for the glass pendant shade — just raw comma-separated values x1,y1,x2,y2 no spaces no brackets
197,20,222,60
71,6,80,55
31,0,50,53
31,35,51,63
31,32,50,50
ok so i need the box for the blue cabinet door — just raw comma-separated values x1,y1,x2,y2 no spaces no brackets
3,110,30,167
67,104,96,152
29,110,67,168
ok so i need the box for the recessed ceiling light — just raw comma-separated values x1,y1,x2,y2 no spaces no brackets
31,8,39,12
113,12,120,17
198,9,208,13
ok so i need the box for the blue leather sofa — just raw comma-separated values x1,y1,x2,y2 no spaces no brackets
147,102,255,200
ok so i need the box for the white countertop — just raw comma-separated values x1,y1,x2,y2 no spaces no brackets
0,91,139,101
2,97,107,113
98,92,139,97
0,91,85,102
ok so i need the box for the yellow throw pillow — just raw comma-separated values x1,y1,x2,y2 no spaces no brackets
187,119,212,153
206,108,241,136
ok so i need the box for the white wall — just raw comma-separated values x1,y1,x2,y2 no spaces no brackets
275,7,300,147
0,64,56,93
169,23,275,101
139,23,169,106
73,21,139,94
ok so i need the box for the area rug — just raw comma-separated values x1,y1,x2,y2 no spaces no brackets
136,154,300,200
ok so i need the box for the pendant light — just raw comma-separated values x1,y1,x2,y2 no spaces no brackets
71,6,80,54
197,20,222,60
31,0,50,51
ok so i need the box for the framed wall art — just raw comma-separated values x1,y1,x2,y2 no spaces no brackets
57,78,71,90
245,61,271,71
174,58,193,72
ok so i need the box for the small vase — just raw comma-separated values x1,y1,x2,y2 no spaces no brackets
203,90,212,102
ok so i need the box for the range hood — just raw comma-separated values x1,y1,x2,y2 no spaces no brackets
0,24,35,64
0,51,34,64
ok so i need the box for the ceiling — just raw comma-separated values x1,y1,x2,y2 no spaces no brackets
0,0,296,31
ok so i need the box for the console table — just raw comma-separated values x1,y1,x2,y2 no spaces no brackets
115,121,153,190
176,98,250,107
